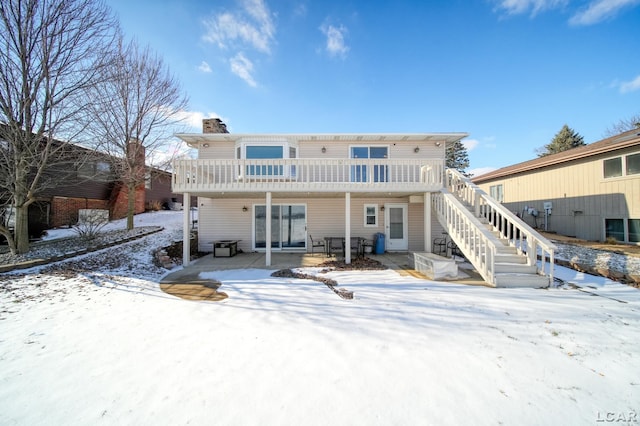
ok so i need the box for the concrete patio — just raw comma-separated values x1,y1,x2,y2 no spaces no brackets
161,251,487,286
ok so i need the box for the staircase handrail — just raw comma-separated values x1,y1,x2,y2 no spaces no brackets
445,169,556,281
432,189,499,285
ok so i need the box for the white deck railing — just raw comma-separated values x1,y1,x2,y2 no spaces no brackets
433,189,499,284
443,169,556,282
172,158,445,193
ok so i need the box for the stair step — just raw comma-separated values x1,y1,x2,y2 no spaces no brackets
495,246,518,255
494,273,550,288
494,262,536,274
495,253,525,263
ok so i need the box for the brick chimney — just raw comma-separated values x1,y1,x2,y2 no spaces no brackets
203,118,228,134
127,138,146,182
110,138,146,219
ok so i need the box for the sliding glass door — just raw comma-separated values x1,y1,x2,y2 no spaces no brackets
254,204,306,250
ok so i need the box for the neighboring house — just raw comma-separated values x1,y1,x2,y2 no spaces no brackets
172,119,556,288
472,129,640,244
1,134,184,238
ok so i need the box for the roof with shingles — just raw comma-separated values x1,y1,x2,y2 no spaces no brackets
472,129,640,183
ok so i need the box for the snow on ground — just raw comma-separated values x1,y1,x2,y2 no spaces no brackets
1,211,639,425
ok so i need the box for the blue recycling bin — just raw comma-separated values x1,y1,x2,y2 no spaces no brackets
374,232,385,254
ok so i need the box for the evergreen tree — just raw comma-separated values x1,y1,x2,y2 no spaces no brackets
536,124,585,157
446,140,470,176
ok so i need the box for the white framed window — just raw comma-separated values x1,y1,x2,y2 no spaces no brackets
603,152,640,179
605,218,640,244
235,138,298,178
364,204,378,227
350,145,389,183
490,184,504,202
604,157,622,178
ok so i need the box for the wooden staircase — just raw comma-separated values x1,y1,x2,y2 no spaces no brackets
433,169,556,288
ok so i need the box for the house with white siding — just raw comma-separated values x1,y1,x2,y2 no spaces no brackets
472,129,640,244
171,119,556,288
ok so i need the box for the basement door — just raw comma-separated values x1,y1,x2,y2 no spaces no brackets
254,204,306,250
384,204,408,251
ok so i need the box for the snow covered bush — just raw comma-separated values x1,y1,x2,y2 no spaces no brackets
73,209,109,241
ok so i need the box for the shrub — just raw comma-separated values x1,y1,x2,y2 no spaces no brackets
74,209,109,241
146,200,163,211
605,236,618,245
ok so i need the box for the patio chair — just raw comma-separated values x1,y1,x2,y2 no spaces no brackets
309,235,326,256
433,237,447,256
327,237,344,257
349,237,363,257
447,240,464,259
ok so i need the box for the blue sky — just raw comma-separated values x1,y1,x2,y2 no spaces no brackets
106,0,640,175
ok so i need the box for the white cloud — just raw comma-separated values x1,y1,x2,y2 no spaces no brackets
569,0,640,25
321,24,349,58
202,0,275,54
198,61,212,73
467,167,498,178
175,110,225,130
492,0,640,24
620,74,640,93
230,53,257,87
492,0,568,17
462,138,479,151
293,2,308,18
201,0,274,87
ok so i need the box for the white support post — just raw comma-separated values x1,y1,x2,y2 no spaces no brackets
345,192,351,264
424,192,432,252
266,192,272,267
182,193,191,267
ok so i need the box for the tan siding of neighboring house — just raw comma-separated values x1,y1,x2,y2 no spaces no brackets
476,145,640,241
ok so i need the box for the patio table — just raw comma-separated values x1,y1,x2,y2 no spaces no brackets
324,237,366,257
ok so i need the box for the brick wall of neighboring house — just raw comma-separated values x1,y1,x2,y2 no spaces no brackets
109,182,146,220
50,196,110,228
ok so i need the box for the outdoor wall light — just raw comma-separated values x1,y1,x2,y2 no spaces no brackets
242,206,248,212
321,146,326,153
380,206,385,212
414,146,420,153
434,141,441,147
202,143,210,148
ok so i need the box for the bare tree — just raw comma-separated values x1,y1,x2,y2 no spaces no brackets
0,0,115,254
86,35,188,230
604,113,640,137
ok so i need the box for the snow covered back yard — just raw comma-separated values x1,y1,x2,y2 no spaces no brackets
1,211,639,425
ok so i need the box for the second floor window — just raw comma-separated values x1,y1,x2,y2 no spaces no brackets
604,153,639,179
78,160,112,181
350,146,388,182
604,157,622,178
246,145,283,159
236,140,297,177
